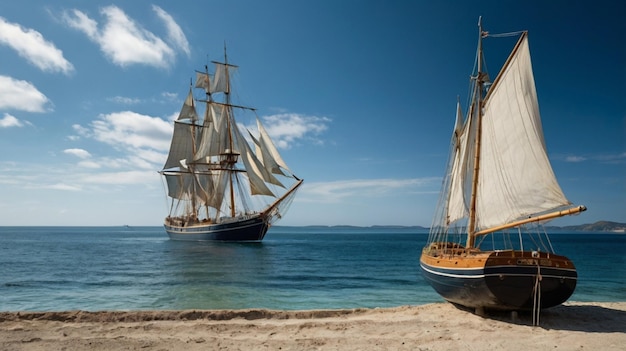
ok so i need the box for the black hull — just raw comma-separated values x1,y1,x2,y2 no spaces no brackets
420,251,577,311
165,216,269,242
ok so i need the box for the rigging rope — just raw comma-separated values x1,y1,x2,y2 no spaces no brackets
484,30,526,38
532,260,542,326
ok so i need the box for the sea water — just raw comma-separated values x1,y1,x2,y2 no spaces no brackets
0,226,624,312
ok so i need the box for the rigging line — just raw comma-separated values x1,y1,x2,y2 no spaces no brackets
484,30,526,38
532,261,542,326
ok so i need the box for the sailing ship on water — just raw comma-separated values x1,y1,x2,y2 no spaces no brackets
160,50,303,241
420,19,586,314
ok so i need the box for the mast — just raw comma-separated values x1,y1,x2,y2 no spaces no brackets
187,84,199,221
222,45,237,218
466,17,485,248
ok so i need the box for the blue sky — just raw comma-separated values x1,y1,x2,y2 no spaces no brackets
0,0,623,227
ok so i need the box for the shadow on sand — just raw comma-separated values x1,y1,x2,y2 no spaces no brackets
461,303,626,332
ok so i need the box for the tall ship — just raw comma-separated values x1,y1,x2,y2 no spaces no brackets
420,19,586,316
160,50,303,241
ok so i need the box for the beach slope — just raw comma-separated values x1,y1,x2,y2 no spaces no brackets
1,302,625,351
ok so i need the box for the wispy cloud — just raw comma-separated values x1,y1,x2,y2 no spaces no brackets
565,155,587,162
152,5,190,57
72,111,171,171
0,76,51,113
246,113,331,149
61,5,188,68
0,16,74,74
108,96,141,105
561,152,626,164
0,113,28,128
90,111,172,151
300,178,439,203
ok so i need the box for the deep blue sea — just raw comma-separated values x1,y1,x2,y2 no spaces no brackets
1,226,624,312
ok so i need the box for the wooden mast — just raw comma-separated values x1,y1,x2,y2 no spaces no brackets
222,45,237,218
466,17,485,248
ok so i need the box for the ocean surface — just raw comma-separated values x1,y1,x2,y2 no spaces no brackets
1,226,624,312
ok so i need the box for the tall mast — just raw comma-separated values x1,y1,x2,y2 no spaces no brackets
466,17,486,248
222,45,237,218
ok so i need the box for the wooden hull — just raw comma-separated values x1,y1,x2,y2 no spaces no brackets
420,246,577,311
165,215,269,242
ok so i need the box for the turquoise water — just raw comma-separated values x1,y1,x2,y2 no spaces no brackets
0,226,624,312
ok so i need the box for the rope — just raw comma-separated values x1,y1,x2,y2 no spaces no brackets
532,261,542,326
484,30,526,38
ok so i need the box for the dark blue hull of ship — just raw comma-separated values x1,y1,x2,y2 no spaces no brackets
165,216,269,242
420,259,577,311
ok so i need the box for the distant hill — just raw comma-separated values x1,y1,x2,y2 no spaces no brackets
555,221,626,233
277,222,625,233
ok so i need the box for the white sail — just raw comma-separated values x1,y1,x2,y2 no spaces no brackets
231,117,283,193
163,121,196,170
211,63,233,93
474,34,570,231
160,51,303,231
446,101,472,224
256,118,291,175
193,103,221,161
164,172,195,200
195,72,212,91
177,89,199,121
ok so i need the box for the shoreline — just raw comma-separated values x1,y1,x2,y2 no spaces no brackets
2,301,625,350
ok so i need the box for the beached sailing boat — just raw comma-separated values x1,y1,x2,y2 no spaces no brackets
420,19,586,313
159,50,303,241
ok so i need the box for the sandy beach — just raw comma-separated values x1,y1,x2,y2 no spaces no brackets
1,301,625,351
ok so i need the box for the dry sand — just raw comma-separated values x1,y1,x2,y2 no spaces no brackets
1,301,625,351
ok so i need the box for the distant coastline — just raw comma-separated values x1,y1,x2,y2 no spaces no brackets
276,220,626,233
1,221,624,232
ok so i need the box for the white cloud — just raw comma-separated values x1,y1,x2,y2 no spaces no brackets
61,5,188,68
91,111,172,151
152,5,190,56
77,160,101,169
301,178,438,203
70,111,171,172
108,96,141,104
0,17,74,74
565,155,586,162
0,75,51,112
249,113,331,149
79,170,159,185
161,92,178,101
45,183,82,191
0,113,24,127
63,148,92,159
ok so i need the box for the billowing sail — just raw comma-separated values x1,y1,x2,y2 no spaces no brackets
449,34,571,232
211,63,234,94
446,101,473,225
256,118,290,175
177,89,199,121
160,53,303,232
163,121,196,170
475,34,570,230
